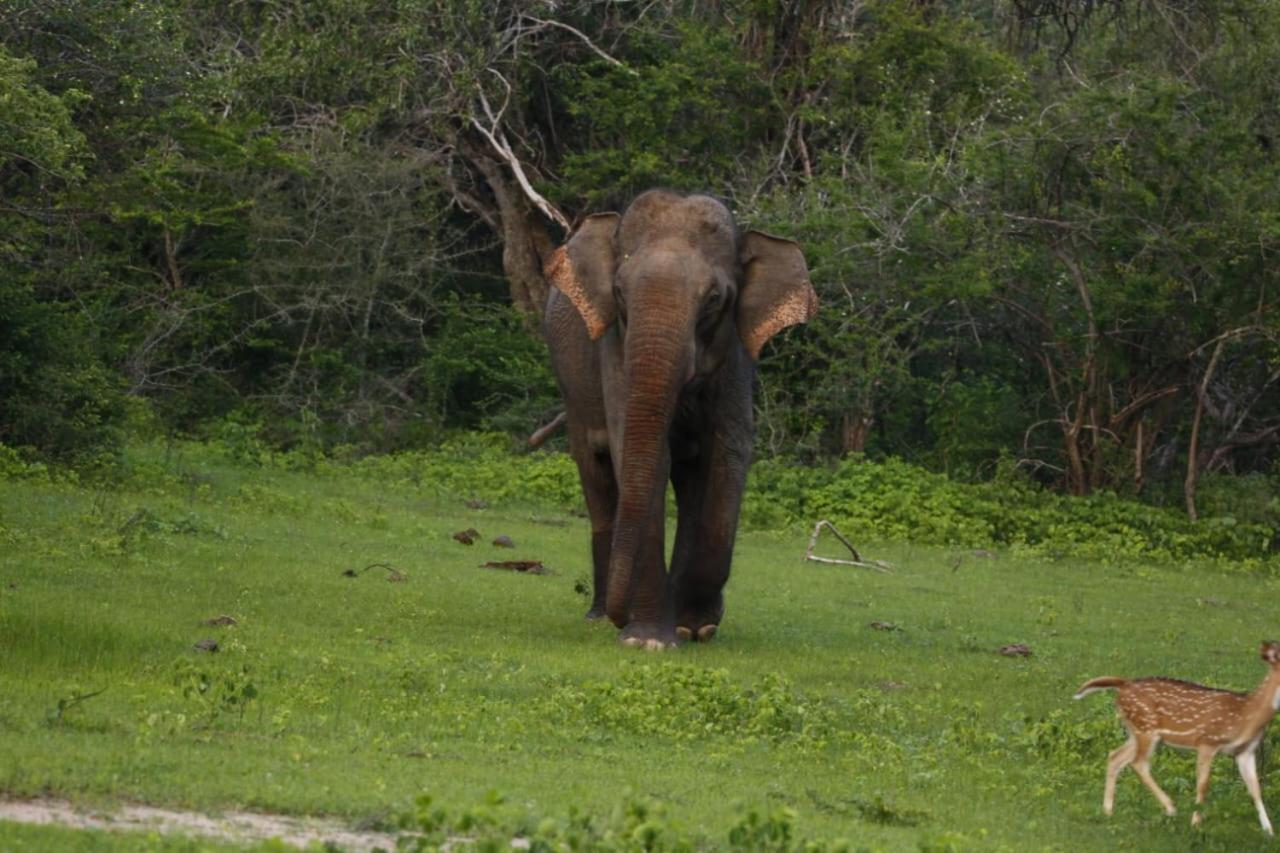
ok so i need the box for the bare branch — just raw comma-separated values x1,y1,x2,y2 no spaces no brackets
520,16,636,74
804,520,894,573
471,88,570,231
527,411,566,448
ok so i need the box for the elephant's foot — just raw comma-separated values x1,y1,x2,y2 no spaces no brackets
584,602,608,621
618,622,678,651
675,595,723,643
674,624,718,643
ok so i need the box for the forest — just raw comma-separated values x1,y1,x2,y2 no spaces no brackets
3,0,1279,519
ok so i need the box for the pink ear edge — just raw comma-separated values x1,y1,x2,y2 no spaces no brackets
546,246,609,341
741,284,819,360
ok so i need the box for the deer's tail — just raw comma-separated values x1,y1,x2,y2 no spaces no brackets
1073,676,1128,700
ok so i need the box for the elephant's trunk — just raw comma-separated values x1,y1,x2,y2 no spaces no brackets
605,298,695,628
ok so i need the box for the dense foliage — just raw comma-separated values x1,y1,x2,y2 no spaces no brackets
2,1,1277,516
9,434,1268,566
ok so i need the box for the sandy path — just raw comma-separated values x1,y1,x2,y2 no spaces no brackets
0,797,403,850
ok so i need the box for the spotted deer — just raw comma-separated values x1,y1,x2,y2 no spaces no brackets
1074,641,1280,835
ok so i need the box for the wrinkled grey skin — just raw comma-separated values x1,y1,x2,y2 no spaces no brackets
544,189,817,649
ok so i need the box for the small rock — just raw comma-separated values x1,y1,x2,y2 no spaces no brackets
452,528,480,545
193,639,219,653
998,643,1033,657
972,549,994,558
492,535,515,548
200,615,238,627
869,620,900,632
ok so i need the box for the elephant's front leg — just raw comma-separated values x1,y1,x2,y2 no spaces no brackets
668,430,749,643
616,506,677,649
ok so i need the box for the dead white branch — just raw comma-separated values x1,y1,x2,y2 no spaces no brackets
471,84,570,231
520,16,637,74
804,520,893,573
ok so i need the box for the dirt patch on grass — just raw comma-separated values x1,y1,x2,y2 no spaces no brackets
0,797,401,850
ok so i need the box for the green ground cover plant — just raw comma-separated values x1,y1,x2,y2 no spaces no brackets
159,432,1278,567
0,823,259,851
1,440,1278,850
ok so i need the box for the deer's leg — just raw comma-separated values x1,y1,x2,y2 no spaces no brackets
1236,748,1274,836
1131,734,1176,816
1104,736,1137,816
1191,745,1215,827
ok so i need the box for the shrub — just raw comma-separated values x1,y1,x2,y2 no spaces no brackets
744,454,1276,567
0,284,127,463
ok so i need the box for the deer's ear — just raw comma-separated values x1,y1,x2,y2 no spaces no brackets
545,213,620,340
736,231,819,360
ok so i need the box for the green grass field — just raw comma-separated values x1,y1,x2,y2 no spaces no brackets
1,443,1277,850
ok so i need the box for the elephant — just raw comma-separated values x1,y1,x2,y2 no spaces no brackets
543,189,818,649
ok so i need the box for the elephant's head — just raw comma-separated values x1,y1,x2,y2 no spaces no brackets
546,190,817,627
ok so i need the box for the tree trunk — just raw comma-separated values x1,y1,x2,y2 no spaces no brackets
464,142,556,335
1186,338,1226,521
841,411,873,454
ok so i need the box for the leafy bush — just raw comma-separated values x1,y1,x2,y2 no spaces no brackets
421,298,560,436
335,433,582,509
0,444,52,483
85,435,1280,567
744,454,1277,567
1193,471,1280,534
0,284,127,463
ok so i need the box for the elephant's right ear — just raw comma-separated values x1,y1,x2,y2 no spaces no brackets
545,213,620,340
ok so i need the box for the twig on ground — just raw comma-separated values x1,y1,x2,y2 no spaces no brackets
804,520,894,573
342,563,407,582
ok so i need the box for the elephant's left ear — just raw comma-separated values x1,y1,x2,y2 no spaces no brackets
737,231,819,360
